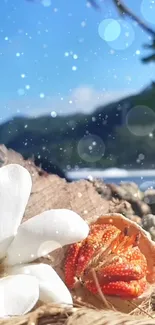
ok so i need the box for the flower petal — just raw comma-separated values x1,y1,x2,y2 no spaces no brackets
0,164,32,258
5,209,89,265
8,263,73,306
0,274,39,317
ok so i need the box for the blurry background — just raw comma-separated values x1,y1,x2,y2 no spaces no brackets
1,0,155,186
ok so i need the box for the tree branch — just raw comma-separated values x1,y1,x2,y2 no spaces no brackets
113,0,155,37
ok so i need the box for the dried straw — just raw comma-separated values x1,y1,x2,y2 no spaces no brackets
1,300,155,325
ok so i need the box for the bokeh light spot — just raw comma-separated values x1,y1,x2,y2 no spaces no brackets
98,19,121,42
41,0,52,7
77,134,105,163
141,0,155,25
17,88,25,96
98,18,135,50
126,105,155,136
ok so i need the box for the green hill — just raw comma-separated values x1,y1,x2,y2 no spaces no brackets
1,82,155,172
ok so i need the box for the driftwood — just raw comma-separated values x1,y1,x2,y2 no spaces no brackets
0,145,121,221
0,144,155,324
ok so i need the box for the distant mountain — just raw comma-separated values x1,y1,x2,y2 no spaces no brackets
1,82,155,173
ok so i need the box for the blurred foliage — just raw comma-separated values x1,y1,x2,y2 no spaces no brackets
142,39,155,63
1,83,155,171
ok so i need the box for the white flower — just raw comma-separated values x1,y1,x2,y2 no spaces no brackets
0,164,89,318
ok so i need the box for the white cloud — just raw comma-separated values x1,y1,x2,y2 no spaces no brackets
70,86,136,114
1,86,137,120
27,86,137,117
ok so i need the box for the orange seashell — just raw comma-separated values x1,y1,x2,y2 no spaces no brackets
63,213,155,312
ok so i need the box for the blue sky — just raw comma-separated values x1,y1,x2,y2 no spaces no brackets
0,0,155,121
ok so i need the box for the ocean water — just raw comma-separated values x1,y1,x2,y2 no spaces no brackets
99,176,155,190
66,168,155,191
